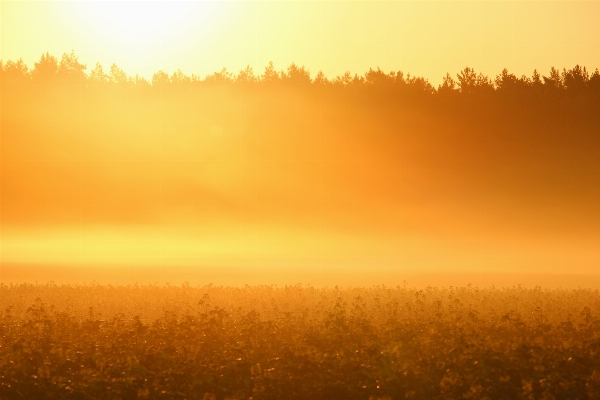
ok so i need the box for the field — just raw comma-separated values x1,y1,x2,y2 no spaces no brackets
3,6,600,400
1,283,599,399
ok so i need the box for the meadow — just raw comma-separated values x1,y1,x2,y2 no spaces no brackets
1,283,599,399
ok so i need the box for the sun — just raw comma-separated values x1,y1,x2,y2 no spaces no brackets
72,2,228,75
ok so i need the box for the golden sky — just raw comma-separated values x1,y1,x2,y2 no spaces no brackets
2,1,600,286
2,1,599,85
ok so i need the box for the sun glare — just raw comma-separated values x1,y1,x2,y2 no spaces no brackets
73,2,228,74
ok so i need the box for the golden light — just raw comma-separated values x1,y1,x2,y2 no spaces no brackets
70,2,230,75
2,1,600,287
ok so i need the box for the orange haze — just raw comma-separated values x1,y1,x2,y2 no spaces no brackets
2,73,600,286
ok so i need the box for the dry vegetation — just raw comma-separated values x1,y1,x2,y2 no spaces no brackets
1,283,600,399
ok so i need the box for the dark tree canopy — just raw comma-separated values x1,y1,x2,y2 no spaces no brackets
2,52,599,128
3,52,597,104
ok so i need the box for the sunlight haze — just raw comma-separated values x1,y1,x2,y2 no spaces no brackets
2,1,599,85
2,1,600,287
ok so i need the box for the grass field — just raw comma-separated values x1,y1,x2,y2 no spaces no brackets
1,283,599,399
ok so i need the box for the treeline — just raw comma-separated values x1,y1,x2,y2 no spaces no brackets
3,52,600,257
2,51,600,101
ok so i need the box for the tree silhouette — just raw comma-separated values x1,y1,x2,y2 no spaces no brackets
152,70,170,87
438,73,458,95
364,67,393,88
2,51,599,110
132,74,151,88
32,52,58,81
332,71,357,88
1,58,29,81
531,69,543,91
236,65,257,84
456,67,493,94
282,62,311,86
313,70,329,86
204,67,233,84
57,50,86,81
542,67,563,90
261,61,280,84
170,69,191,86
562,65,589,94
109,64,129,85
589,69,600,92
89,62,109,84
404,73,435,95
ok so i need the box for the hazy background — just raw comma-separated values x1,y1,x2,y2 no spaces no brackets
2,1,600,287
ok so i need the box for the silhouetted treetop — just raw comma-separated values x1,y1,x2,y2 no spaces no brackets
151,70,170,87
562,65,592,93
57,50,86,81
261,61,280,84
109,64,129,85
437,73,457,95
282,63,311,86
203,67,235,85
1,58,29,81
456,67,494,94
236,65,257,84
89,62,109,84
543,67,563,90
2,52,599,107
32,52,59,81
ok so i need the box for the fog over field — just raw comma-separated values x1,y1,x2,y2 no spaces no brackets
2,57,600,287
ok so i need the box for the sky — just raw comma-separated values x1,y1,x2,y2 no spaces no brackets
2,1,600,286
2,1,599,86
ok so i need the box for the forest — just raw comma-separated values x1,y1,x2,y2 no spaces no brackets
2,52,600,108
2,51,600,253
